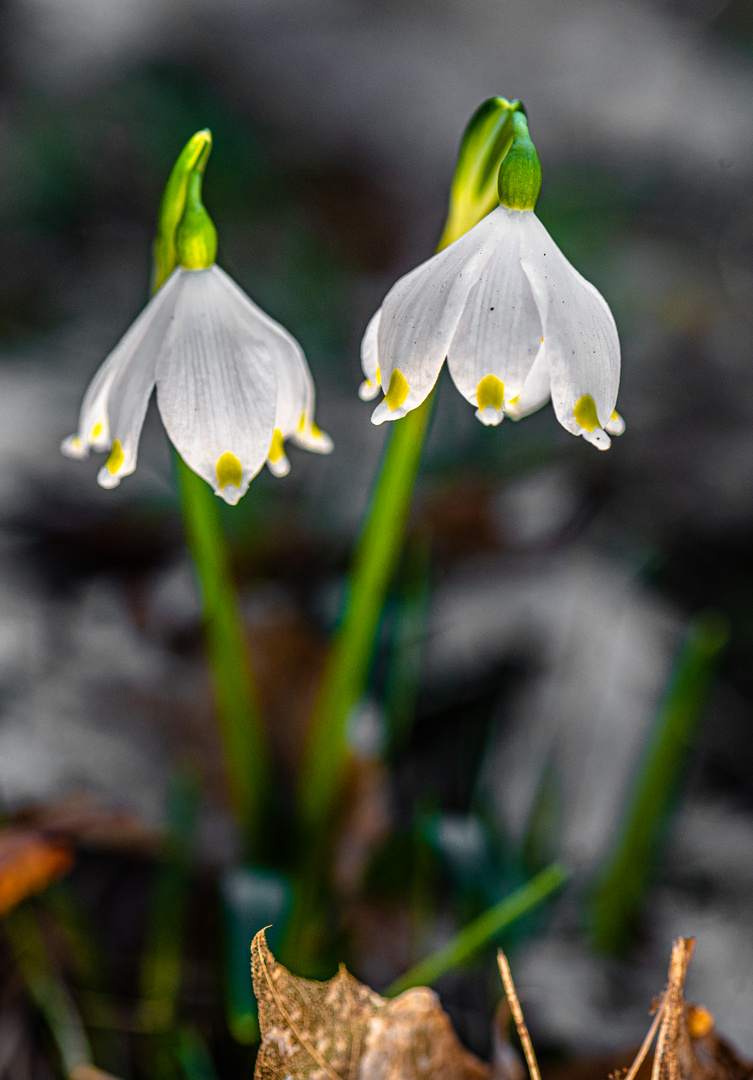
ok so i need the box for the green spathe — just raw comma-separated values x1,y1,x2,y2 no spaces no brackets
498,109,542,211
438,96,520,250
152,129,212,292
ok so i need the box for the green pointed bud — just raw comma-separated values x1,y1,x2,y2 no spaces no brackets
176,168,218,270
152,129,213,292
438,96,520,251
497,109,542,211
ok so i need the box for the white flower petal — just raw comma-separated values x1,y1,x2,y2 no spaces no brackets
520,213,620,439
505,339,550,420
155,267,277,506
446,208,541,425
62,270,183,482
359,308,382,401
210,266,333,463
581,427,611,451
605,410,625,436
373,209,501,423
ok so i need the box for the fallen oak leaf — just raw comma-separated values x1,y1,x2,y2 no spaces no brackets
251,928,490,1080
0,828,74,916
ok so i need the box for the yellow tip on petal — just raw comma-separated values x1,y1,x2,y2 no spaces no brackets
297,413,306,434
385,369,409,411
106,440,124,475
375,364,382,386
476,374,505,413
573,394,600,433
216,451,243,490
91,421,103,440
268,429,285,464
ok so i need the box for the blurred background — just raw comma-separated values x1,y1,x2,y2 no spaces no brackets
1,0,753,1075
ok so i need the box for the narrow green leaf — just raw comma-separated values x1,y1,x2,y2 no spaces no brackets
5,904,94,1076
589,612,727,955
384,862,568,996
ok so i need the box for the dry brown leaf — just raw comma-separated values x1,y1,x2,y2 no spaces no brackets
624,937,753,1080
497,940,752,1080
12,792,160,855
0,827,74,916
251,928,490,1080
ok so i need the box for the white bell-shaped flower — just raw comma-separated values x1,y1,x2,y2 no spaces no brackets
360,111,623,450
62,164,332,505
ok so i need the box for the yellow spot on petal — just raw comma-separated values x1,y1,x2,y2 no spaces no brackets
216,452,243,490
476,374,505,413
90,421,103,440
573,394,599,433
375,364,382,386
541,337,544,343
610,410,619,422
310,421,322,439
507,394,519,407
385,369,409,411
297,413,306,434
687,1005,714,1039
106,440,124,475
268,429,285,463
71,436,82,451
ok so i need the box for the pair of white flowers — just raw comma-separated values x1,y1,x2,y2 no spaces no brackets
63,115,622,504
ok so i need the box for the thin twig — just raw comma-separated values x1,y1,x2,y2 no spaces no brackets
620,996,666,1080
497,951,541,1080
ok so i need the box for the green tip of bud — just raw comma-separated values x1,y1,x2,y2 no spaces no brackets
152,129,215,291
438,96,520,250
497,109,542,212
176,169,217,269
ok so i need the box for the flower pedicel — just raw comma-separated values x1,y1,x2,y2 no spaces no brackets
360,109,624,450
62,130,332,505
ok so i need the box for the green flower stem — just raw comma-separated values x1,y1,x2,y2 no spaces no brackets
175,459,270,855
384,863,568,997
291,97,523,957
589,612,727,956
299,396,434,834
284,400,433,966
152,132,271,855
